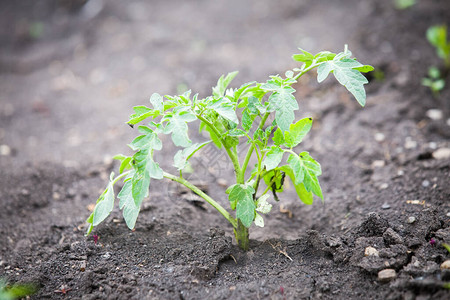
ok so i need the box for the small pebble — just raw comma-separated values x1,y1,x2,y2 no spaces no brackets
379,183,389,190
407,216,416,224
397,170,404,176
371,160,385,168
374,132,385,142
432,148,450,160
0,144,11,156
404,138,417,149
447,212,450,217
102,252,111,259
217,178,228,188
447,118,450,126
422,180,430,187
428,142,437,150
52,192,61,200
382,203,391,210
426,109,443,120
364,246,379,257
441,260,450,270
80,261,87,272
378,269,397,282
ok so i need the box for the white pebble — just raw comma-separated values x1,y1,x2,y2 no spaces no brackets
422,180,430,187
379,183,389,190
447,118,450,126
441,260,450,270
378,269,397,282
426,109,443,120
0,144,11,156
432,148,450,160
382,203,391,209
371,160,385,168
404,139,417,149
365,246,379,257
407,216,416,224
374,132,385,142
428,142,437,150
397,170,404,176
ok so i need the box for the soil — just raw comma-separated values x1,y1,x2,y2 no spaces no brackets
0,0,449,299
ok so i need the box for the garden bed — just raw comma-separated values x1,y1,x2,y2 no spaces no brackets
0,0,449,299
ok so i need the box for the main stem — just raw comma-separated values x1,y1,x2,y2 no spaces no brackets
233,112,271,250
163,171,237,228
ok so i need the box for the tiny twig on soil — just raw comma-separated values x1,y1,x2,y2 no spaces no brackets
229,254,237,264
279,204,293,219
54,285,72,295
268,241,293,261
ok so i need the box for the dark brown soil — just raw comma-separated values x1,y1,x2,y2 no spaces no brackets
1,0,449,299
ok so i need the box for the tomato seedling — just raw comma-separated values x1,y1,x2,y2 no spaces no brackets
85,45,372,250
427,25,450,68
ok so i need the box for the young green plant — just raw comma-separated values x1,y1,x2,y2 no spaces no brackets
85,45,373,250
423,25,450,96
422,66,445,96
427,25,450,68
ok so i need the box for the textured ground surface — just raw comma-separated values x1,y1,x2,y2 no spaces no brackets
0,0,449,299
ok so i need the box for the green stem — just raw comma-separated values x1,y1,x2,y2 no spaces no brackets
196,114,242,179
163,171,237,228
112,170,132,184
239,112,270,184
293,63,319,81
235,220,249,251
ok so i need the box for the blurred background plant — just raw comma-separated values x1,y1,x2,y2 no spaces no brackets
0,278,37,300
423,25,450,96
393,0,416,10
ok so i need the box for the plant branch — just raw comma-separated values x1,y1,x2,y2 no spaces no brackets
239,112,270,184
196,114,242,178
163,171,237,228
112,170,132,185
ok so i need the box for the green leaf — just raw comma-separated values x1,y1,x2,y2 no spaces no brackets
273,128,285,145
314,51,336,63
127,106,159,125
263,169,285,194
256,194,272,214
207,97,239,124
292,48,314,67
354,65,375,73
173,141,211,170
118,180,140,229
394,0,416,9
278,165,314,205
129,128,162,151
254,213,264,227
163,110,197,147
233,81,257,102
228,128,247,137
427,25,450,63
113,154,133,173
131,139,163,205
317,55,371,106
241,109,255,131
213,71,239,98
228,184,256,228
150,93,164,112
286,152,323,199
442,243,450,253
92,173,115,226
263,146,284,171
266,86,299,131
284,117,313,148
